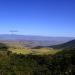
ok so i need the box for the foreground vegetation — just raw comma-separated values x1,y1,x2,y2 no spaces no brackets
0,43,75,75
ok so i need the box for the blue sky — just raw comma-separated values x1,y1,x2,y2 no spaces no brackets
0,0,75,37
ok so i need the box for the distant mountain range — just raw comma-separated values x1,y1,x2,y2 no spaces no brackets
0,34,74,48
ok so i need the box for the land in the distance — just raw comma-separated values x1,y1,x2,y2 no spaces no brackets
0,34,75,75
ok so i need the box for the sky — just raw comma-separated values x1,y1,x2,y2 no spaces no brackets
0,0,75,37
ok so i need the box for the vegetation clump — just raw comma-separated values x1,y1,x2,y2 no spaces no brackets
0,43,75,75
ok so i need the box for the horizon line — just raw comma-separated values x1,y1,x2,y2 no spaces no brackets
0,33,75,38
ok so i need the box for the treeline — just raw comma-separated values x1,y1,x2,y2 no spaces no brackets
0,48,75,75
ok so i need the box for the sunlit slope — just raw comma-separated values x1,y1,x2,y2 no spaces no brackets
0,41,61,55
1,41,25,48
31,48,60,55
8,47,60,55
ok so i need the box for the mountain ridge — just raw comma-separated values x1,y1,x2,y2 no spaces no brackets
51,39,75,49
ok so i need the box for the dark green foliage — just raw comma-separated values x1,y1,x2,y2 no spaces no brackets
0,49,75,75
0,43,75,75
0,43,8,51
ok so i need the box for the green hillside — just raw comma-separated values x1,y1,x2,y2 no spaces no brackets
0,41,75,75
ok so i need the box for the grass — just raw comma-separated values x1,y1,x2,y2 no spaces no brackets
8,47,61,55
8,48,32,54
0,42,61,55
32,48,61,55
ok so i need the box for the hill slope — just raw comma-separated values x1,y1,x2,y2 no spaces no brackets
51,39,75,49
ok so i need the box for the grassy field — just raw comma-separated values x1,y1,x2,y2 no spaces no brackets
8,48,32,54
0,42,61,55
8,47,61,55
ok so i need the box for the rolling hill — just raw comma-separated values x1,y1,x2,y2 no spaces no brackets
51,39,75,49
